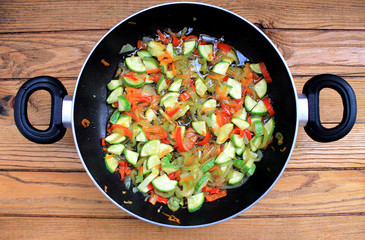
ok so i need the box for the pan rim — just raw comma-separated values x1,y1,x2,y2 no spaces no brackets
71,1,299,228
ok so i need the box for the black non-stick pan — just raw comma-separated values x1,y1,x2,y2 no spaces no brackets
14,2,356,227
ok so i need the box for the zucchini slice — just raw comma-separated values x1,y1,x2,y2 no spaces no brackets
198,44,213,61
152,174,178,192
187,192,205,212
183,40,197,55
125,56,147,73
254,79,267,98
140,139,160,157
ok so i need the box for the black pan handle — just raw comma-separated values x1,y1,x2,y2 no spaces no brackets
14,76,67,144
302,74,357,142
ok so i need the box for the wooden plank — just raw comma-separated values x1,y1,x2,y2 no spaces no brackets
266,29,365,77
0,0,364,33
0,215,364,240
290,128,365,169
0,29,364,79
0,170,363,217
0,128,82,171
0,124,363,171
0,31,102,79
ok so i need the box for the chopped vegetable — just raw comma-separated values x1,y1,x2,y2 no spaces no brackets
103,28,276,213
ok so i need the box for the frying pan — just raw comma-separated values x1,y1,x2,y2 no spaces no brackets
13,2,357,227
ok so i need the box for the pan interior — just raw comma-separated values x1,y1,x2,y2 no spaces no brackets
73,3,297,227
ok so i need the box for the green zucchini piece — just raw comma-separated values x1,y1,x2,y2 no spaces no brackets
104,154,119,173
187,192,205,212
158,143,173,158
137,167,159,193
212,61,230,75
105,132,126,144
168,78,182,92
231,117,250,130
228,170,245,184
198,44,213,61
125,56,147,73
142,56,160,71
253,121,264,136
146,155,161,170
195,77,208,97
233,158,245,169
161,154,179,174
156,76,168,93
117,96,131,111
109,109,120,125
226,78,242,99
124,148,139,166
249,63,262,74
166,43,177,57
216,123,234,144
107,144,125,156
244,95,257,112
147,41,165,58
231,134,244,148
140,139,160,157
107,79,122,91
137,50,152,59
195,172,211,192
183,40,197,55
214,153,231,165
202,98,217,113
254,79,267,98
122,76,145,88
145,108,157,122
106,86,123,104
192,121,207,136
251,100,268,116
200,157,216,172
116,114,131,127
206,112,220,136
152,174,178,192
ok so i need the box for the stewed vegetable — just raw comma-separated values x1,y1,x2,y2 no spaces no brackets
102,28,275,212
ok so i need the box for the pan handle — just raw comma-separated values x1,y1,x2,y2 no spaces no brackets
302,74,357,142
14,76,68,144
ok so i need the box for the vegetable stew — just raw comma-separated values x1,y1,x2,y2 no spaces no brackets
103,28,275,212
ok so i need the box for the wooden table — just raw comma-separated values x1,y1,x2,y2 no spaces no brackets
0,0,364,239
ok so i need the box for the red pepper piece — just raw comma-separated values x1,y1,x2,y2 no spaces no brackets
259,62,273,83
263,96,275,116
197,130,211,146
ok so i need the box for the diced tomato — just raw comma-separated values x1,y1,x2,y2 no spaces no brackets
179,92,190,101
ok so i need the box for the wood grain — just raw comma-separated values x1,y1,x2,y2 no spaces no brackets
1,0,364,237
1,30,364,79
0,170,363,217
1,215,364,240
0,127,81,171
0,0,364,33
